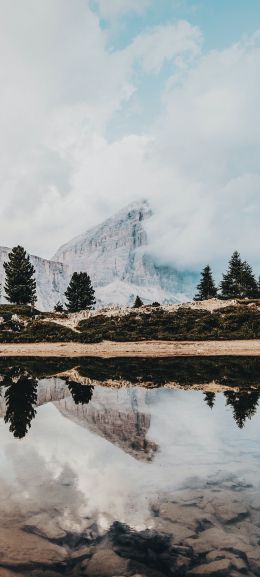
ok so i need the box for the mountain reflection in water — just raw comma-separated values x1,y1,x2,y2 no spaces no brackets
0,356,259,576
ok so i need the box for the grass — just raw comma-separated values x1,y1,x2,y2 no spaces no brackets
77,305,260,342
0,302,259,342
0,321,77,343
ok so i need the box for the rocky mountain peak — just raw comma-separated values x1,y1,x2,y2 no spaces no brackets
53,199,197,306
0,200,197,309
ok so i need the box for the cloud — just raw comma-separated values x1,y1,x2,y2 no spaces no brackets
145,35,260,270
127,20,202,73
0,0,201,259
92,0,150,21
0,0,259,273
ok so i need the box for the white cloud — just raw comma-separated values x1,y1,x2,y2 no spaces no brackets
0,0,259,273
145,35,260,270
0,0,201,259
128,20,202,73
93,0,150,21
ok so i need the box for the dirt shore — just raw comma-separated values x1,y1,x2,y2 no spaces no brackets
0,340,260,357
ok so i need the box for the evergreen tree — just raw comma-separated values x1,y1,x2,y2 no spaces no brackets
133,295,143,308
4,375,38,439
204,392,216,409
3,246,37,305
67,380,94,405
242,262,259,298
220,251,259,299
65,272,95,312
194,265,217,301
54,301,64,313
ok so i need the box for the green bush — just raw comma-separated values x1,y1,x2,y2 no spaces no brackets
0,321,77,343
0,304,259,342
77,305,260,342
0,305,39,317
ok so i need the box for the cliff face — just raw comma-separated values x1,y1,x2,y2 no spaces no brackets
54,200,197,306
0,247,69,311
0,201,197,310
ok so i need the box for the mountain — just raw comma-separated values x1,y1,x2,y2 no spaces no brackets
0,201,197,310
54,200,197,306
0,247,69,311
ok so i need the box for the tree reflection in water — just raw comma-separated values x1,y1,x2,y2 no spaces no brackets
0,370,95,440
224,390,260,429
203,388,260,429
4,374,38,439
67,380,94,405
0,361,260,439
204,392,216,409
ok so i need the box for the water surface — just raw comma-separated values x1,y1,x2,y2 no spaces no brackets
0,356,259,576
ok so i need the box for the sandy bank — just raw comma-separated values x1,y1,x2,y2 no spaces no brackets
0,340,260,357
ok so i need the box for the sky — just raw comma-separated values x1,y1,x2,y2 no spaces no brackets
0,0,260,272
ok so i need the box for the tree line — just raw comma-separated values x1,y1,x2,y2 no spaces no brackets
195,251,260,301
2,245,259,311
2,245,95,312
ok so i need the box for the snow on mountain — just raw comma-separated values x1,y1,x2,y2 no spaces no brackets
0,247,69,311
54,200,197,306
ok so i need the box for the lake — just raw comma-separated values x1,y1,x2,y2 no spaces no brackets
0,356,260,576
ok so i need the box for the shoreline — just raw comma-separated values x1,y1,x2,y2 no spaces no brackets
0,340,260,357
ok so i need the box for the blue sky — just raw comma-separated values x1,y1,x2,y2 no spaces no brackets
0,0,259,270
102,0,260,138
99,0,260,51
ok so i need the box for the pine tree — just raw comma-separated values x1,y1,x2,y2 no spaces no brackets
3,246,37,305
4,375,38,439
133,295,143,308
54,301,64,313
241,262,259,298
65,272,95,312
194,265,217,301
220,251,259,299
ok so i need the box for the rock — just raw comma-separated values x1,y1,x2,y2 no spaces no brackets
173,554,192,571
0,527,67,566
71,545,94,560
215,502,249,524
30,569,60,577
23,512,67,540
0,202,197,309
188,558,232,575
159,502,212,531
155,519,195,541
81,548,128,577
53,200,196,307
184,527,244,555
0,570,24,577
206,550,247,571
